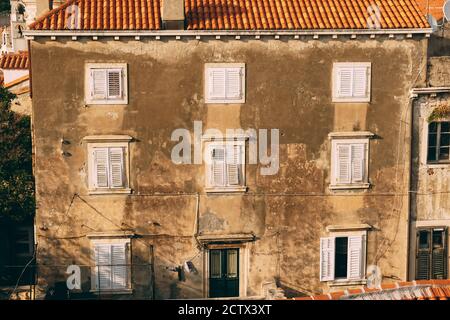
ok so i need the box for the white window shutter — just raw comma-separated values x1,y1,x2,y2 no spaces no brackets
320,237,335,281
336,144,351,184
208,68,226,100
107,69,123,99
94,148,109,188
225,68,242,99
347,235,364,280
91,69,107,99
352,67,368,98
351,144,365,183
210,147,225,186
111,244,127,289
94,245,112,290
337,67,353,97
226,145,241,185
109,147,124,188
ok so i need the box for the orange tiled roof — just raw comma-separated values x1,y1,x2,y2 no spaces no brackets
0,51,29,70
416,0,445,20
30,0,429,31
294,280,450,300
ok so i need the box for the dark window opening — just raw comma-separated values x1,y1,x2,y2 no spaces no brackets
428,122,450,163
335,237,348,279
209,248,239,298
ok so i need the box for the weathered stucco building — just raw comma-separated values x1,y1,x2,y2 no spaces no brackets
410,21,450,282
25,0,433,299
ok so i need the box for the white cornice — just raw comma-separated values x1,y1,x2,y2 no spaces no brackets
23,28,433,40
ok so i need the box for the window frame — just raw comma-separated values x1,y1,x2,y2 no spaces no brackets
427,121,450,164
85,63,128,105
89,236,132,294
332,62,371,103
204,63,246,104
84,135,132,195
203,138,247,193
320,230,368,284
329,133,373,190
415,227,448,280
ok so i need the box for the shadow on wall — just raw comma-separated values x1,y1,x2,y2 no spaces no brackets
429,24,450,57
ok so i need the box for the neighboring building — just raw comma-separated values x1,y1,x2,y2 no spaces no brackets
25,0,431,299
0,51,30,114
1,0,65,53
410,16,450,283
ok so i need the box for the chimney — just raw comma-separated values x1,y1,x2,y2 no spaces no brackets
162,0,185,30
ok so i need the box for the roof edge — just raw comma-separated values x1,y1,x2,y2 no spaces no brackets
23,28,433,38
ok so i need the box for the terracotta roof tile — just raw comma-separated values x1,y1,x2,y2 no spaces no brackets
0,51,30,70
292,279,450,300
30,0,429,31
415,0,445,20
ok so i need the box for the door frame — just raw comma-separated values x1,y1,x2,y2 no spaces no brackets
203,242,249,299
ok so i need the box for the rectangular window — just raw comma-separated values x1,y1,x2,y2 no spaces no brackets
205,141,246,192
330,137,371,189
320,234,366,282
416,227,447,280
92,242,130,291
427,122,450,163
85,136,132,194
205,64,245,103
209,248,239,298
85,63,128,105
333,62,371,102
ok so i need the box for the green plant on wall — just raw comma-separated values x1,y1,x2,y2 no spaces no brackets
427,103,450,123
0,86,35,223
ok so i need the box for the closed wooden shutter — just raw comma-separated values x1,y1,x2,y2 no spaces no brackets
320,237,335,281
107,69,123,99
347,235,364,280
353,66,368,98
336,144,351,184
94,148,109,188
94,244,112,290
109,147,124,188
416,229,431,280
351,144,365,183
226,145,241,185
225,68,242,99
111,244,127,289
91,69,107,100
210,146,226,186
208,68,226,100
432,228,447,279
337,67,353,97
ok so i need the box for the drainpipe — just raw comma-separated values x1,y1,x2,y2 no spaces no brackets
407,91,418,281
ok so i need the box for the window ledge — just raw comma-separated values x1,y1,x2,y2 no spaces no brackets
88,188,132,195
90,288,133,295
205,186,248,194
424,163,450,168
85,100,128,106
332,98,370,103
329,183,370,191
328,279,367,287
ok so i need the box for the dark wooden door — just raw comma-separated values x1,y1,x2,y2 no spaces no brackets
209,248,239,298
